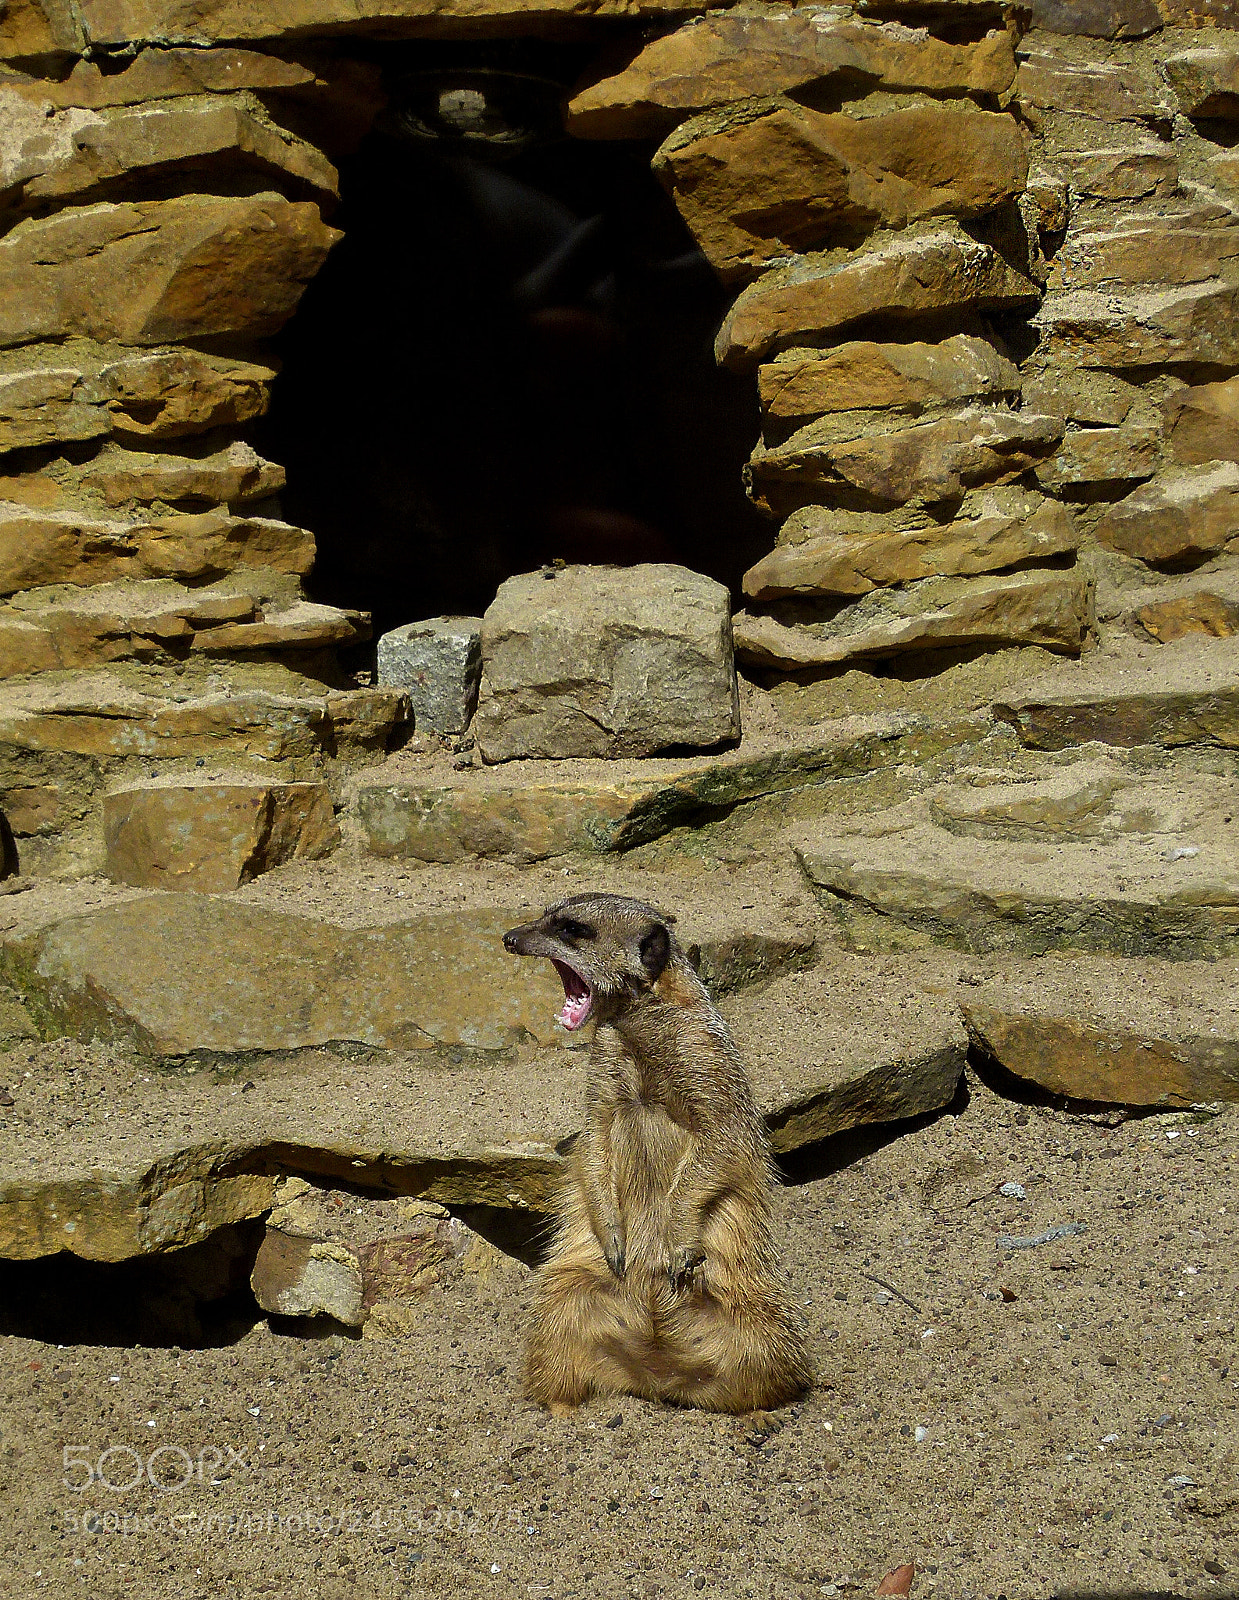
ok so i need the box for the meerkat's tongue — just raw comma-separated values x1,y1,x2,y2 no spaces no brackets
551,959,593,1031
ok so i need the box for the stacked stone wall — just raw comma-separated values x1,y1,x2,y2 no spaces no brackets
2,0,1239,874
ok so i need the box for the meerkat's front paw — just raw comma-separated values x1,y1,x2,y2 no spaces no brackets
667,1246,705,1294
601,1225,627,1280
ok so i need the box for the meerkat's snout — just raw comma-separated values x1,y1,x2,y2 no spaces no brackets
503,894,674,1033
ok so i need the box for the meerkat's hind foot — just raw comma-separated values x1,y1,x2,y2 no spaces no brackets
737,1409,786,1443
547,1400,578,1419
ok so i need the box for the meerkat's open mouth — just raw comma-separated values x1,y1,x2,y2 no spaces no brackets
551,959,593,1031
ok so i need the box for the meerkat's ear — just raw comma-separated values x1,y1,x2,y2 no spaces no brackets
638,922,671,981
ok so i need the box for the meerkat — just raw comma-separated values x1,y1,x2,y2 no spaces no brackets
503,892,811,1415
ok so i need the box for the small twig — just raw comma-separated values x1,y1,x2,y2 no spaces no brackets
859,1270,922,1316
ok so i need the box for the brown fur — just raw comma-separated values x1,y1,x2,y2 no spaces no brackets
503,893,812,1415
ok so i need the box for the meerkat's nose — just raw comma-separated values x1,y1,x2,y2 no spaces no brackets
503,928,522,952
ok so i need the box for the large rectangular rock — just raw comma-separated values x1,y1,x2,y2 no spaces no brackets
104,781,338,892
474,564,739,763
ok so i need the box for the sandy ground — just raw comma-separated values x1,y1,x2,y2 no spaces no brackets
0,1069,1235,1600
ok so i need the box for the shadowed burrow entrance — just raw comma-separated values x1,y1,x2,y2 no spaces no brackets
259,41,769,639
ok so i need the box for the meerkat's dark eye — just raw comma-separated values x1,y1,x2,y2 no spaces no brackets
556,918,595,942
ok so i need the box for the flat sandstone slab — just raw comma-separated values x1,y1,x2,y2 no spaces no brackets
566,13,1015,140
0,949,967,1262
994,638,1239,750
356,713,918,862
962,957,1239,1106
1,895,570,1055
748,405,1062,510
734,569,1092,671
1034,282,1239,370
74,0,730,49
721,954,967,1154
0,90,338,209
743,500,1077,600
653,99,1027,283
0,676,407,761
716,228,1039,372
0,193,338,349
796,818,1239,958
757,335,1019,425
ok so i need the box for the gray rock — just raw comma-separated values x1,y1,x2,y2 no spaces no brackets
474,564,739,763
376,615,482,736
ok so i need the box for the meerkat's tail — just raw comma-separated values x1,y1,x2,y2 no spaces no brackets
650,1275,812,1413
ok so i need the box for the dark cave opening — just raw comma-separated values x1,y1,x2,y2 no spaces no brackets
258,42,769,642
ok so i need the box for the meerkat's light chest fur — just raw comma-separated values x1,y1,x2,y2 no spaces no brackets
504,892,811,1415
